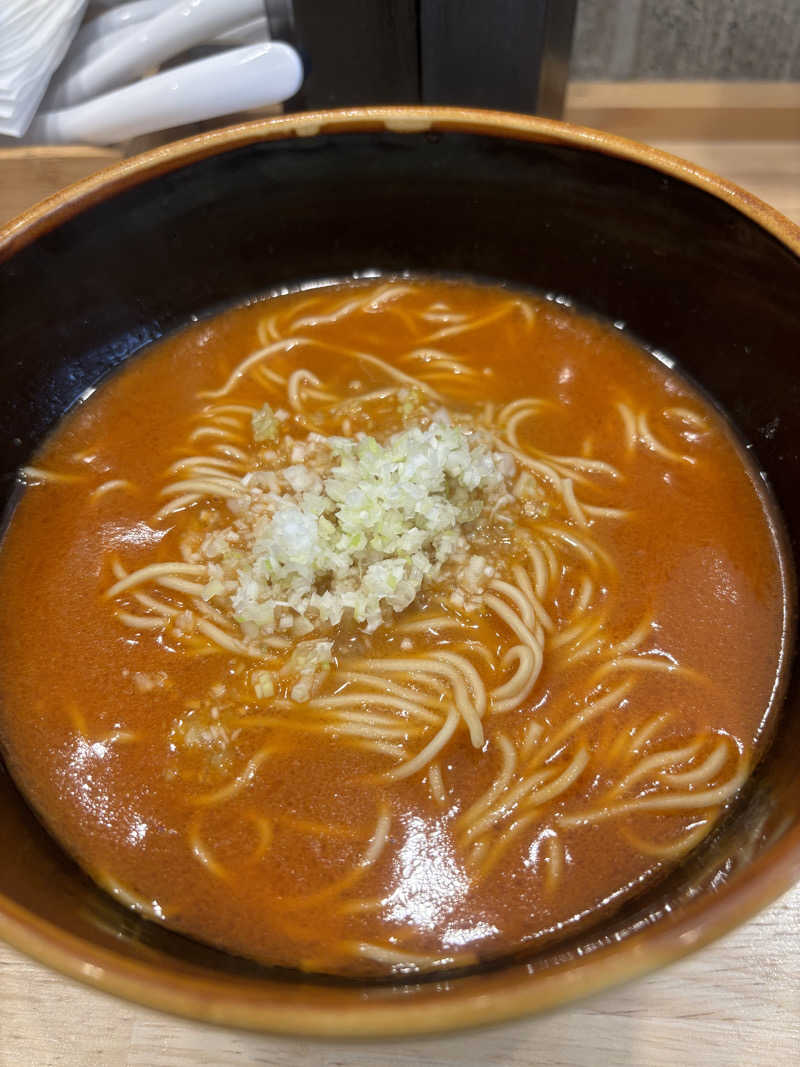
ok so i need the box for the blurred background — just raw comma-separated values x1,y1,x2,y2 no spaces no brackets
573,0,800,80
0,0,798,223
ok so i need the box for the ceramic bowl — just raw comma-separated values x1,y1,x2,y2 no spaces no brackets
1,108,799,1037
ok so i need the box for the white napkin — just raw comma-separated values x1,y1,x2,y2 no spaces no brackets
0,0,88,136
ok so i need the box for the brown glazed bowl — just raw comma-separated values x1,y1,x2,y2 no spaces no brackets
1,108,799,1037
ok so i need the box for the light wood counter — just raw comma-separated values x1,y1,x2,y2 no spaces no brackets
1,83,799,1066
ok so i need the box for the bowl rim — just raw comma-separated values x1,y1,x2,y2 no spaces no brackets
1,105,800,1038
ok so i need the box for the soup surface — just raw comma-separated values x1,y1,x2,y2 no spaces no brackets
0,279,786,976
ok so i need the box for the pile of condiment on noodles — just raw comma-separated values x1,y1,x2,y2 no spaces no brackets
189,402,521,693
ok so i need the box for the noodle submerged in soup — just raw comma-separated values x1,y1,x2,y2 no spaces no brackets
0,279,787,976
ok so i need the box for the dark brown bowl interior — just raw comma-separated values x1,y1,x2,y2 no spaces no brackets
0,110,799,1037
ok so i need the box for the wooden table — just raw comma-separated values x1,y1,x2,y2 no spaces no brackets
1,85,800,1066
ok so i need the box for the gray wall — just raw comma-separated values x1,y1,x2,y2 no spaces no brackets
572,0,800,80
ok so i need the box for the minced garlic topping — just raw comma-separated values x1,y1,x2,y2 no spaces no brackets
199,408,516,637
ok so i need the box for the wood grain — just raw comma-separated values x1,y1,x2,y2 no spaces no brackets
565,81,800,141
0,146,122,229
2,885,800,1066
1,87,799,1065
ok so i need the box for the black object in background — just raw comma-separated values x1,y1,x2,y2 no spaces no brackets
274,0,576,117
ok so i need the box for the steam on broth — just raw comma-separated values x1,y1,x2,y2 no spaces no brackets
0,278,786,976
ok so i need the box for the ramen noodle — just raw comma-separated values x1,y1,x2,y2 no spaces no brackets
0,278,787,976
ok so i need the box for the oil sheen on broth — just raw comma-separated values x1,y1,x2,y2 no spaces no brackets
0,279,786,977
